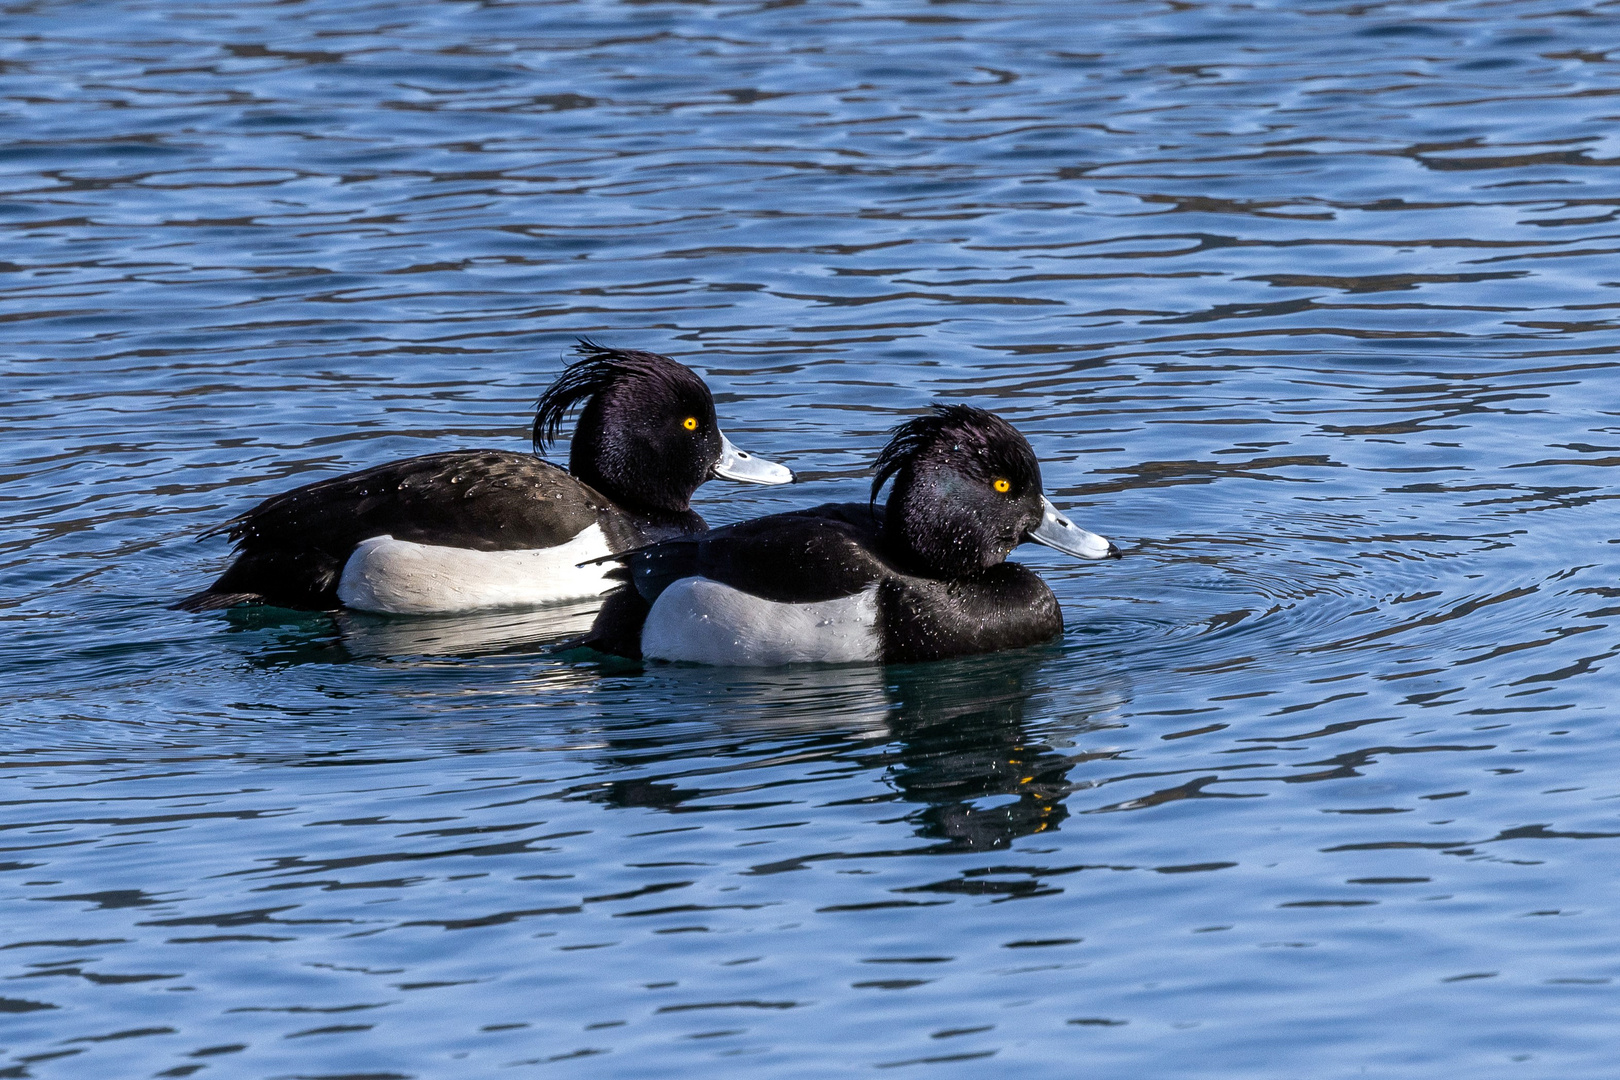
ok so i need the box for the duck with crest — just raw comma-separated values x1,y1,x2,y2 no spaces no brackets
175,340,794,614
584,404,1119,665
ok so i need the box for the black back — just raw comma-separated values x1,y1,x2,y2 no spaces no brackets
623,502,890,605
206,451,604,553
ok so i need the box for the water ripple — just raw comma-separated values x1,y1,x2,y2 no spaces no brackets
3,0,1619,1076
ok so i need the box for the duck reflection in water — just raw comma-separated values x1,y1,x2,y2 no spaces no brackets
883,651,1123,853
580,651,1127,854
213,597,606,668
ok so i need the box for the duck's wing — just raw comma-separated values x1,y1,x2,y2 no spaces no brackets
177,451,611,612
580,504,888,659
624,502,888,605
204,450,605,554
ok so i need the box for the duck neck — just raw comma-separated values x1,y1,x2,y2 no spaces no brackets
881,473,999,580
567,404,698,516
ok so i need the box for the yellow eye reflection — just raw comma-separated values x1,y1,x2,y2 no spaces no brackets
993,478,1011,494
682,416,698,431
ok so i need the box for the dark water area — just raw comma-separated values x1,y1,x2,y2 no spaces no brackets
3,0,1620,1075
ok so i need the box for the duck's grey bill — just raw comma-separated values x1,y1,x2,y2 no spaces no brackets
713,432,795,485
1028,496,1120,560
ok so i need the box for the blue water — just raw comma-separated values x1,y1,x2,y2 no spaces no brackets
4,1,1620,1076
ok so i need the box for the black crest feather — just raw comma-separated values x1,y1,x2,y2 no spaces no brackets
871,403,1004,504
532,339,683,452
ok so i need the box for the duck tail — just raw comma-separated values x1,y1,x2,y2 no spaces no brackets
574,584,649,659
171,590,265,613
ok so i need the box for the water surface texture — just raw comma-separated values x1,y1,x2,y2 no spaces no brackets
4,1,1620,1076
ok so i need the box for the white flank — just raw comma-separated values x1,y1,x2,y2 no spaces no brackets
336,526,616,615
641,577,881,666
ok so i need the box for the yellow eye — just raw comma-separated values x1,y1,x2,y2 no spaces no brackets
682,416,698,431
993,478,1011,494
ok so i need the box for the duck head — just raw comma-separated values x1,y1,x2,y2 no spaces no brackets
534,340,793,514
872,404,1119,578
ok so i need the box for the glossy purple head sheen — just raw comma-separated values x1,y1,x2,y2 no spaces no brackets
533,340,722,514
871,405,1048,578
